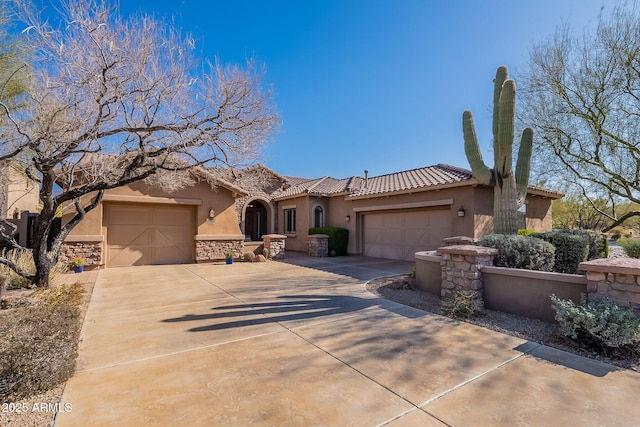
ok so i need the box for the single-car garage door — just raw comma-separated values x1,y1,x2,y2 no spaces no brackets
105,204,195,267
363,209,451,261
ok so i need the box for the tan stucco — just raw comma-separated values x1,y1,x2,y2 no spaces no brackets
1,166,40,218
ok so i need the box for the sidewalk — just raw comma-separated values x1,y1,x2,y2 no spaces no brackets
55,256,640,426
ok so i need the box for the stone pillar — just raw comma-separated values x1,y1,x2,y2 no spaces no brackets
437,245,498,305
307,234,329,257
263,234,287,260
579,258,640,317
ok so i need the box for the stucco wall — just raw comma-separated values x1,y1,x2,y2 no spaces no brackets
1,167,40,218
279,196,309,252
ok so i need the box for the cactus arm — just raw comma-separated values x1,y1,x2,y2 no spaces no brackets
463,110,494,186
492,66,509,167
496,79,516,177
515,127,533,206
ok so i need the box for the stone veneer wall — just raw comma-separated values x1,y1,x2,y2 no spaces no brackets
195,238,244,262
60,241,103,267
263,234,286,260
437,245,498,305
580,258,640,316
307,234,329,257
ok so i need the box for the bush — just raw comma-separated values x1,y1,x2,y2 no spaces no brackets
0,283,84,401
531,231,589,274
441,291,483,318
617,238,640,258
0,249,66,289
551,295,640,349
610,227,623,241
517,229,537,236
558,229,608,260
478,234,555,272
308,227,349,256
243,252,256,262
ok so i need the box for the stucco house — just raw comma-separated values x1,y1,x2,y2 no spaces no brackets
228,164,562,261
58,162,561,268
0,161,40,219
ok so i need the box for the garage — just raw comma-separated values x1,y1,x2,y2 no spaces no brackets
105,204,195,267
362,209,451,261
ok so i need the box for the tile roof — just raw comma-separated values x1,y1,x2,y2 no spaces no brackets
271,164,474,200
348,164,473,198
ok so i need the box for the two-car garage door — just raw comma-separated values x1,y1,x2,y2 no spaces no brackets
363,209,451,261
105,204,194,267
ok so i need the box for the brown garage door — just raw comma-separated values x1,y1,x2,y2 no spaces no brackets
363,209,451,261
106,204,194,267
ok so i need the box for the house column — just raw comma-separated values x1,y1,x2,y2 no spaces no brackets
437,245,498,306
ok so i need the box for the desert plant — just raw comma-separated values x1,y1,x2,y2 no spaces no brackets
517,229,537,236
224,251,235,260
0,249,65,289
559,229,608,260
478,234,555,271
0,283,84,401
463,66,533,234
70,257,84,267
551,294,640,350
531,231,589,274
617,238,640,258
611,228,623,240
441,291,483,318
262,248,270,259
243,252,256,262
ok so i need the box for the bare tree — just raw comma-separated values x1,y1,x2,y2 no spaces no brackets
520,2,640,232
0,0,278,287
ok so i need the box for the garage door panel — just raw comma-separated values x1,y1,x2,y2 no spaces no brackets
363,210,451,261
106,205,194,267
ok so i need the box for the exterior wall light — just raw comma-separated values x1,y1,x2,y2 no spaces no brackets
207,208,216,224
457,207,466,217
345,215,351,222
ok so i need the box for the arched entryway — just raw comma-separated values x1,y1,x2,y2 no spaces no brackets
245,200,268,241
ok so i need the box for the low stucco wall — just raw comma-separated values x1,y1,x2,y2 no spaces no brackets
482,266,587,323
415,251,442,296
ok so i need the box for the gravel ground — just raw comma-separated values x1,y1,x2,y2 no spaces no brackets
366,275,639,372
0,274,96,427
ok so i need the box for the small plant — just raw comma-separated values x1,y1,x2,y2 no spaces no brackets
610,227,623,241
441,291,483,318
517,229,537,236
262,248,270,259
243,252,256,262
409,267,416,279
617,238,640,258
224,251,235,260
71,257,84,267
551,294,640,350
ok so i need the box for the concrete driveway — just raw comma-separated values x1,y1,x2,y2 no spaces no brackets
55,254,640,426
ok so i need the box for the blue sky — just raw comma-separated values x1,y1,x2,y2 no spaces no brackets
40,0,608,179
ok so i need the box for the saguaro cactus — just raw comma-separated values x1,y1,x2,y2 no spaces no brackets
463,66,533,235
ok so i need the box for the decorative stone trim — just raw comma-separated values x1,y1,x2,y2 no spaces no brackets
60,241,103,267
195,237,244,262
307,234,329,257
580,258,640,316
437,245,497,305
443,236,478,246
263,234,286,260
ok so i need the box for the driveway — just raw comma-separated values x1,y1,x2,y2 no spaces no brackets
55,254,640,426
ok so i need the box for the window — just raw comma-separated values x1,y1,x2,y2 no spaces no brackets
284,208,296,233
314,206,324,228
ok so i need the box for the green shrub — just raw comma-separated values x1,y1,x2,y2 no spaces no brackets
611,228,623,241
308,227,349,256
0,249,66,289
517,229,537,236
617,238,640,258
558,229,608,260
0,283,84,401
243,252,256,262
551,295,640,349
478,234,555,272
441,291,483,318
531,231,589,274
262,248,270,259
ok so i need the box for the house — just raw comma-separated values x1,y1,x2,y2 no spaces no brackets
60,167,250,267
60,162,562,268
0,161,40,219
227,164,562,261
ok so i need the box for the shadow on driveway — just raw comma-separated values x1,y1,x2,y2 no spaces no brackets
163,294,391,332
